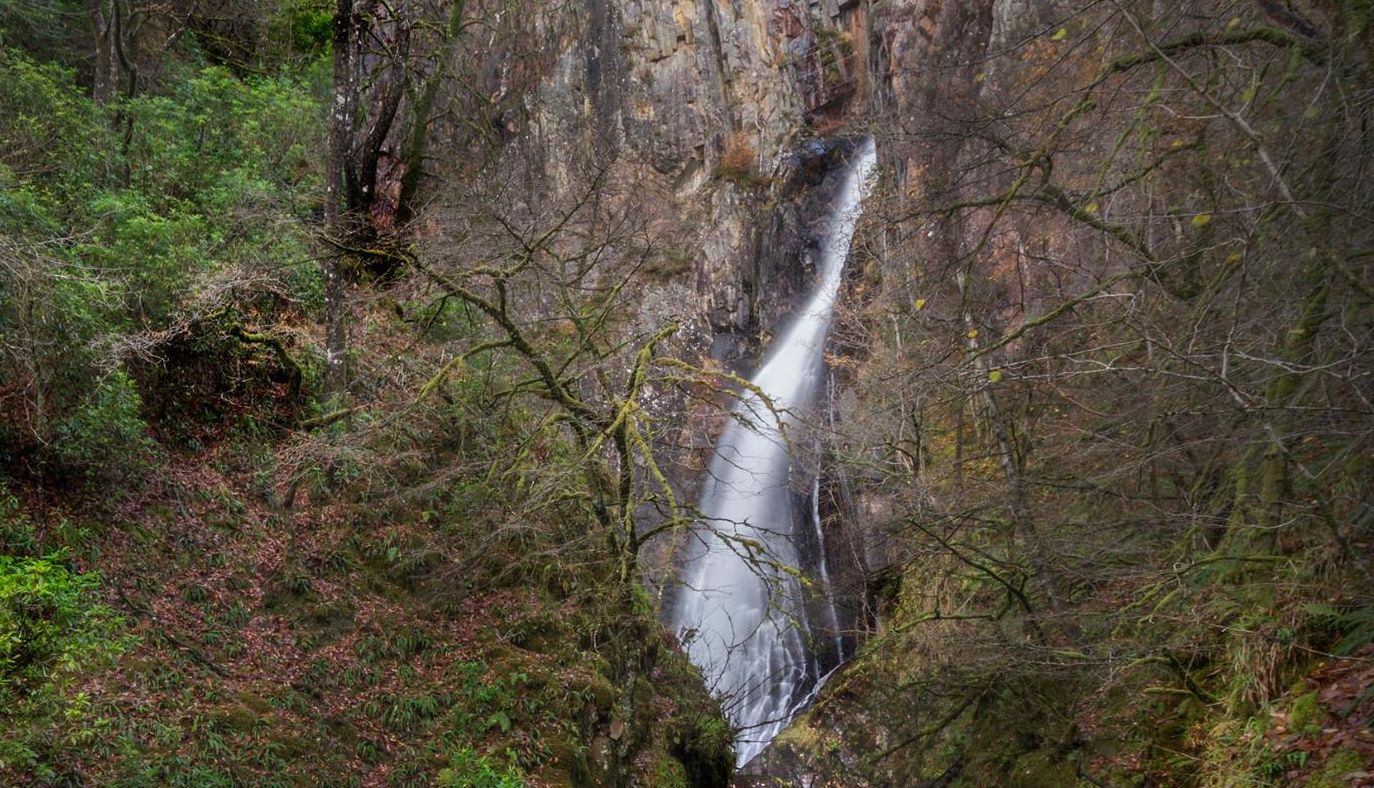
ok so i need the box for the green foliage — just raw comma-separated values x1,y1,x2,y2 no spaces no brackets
0,555,132,776
0,50,108,199
120,66,321,203
0,45,324,478
80,192,209,322
287,4,334,54
1305,601,1374,656
447,660,534,737
93,66,323,321
380,691,450,732
53,368,155,480
436,747,525,788
0,0,76,59
0,53,142,481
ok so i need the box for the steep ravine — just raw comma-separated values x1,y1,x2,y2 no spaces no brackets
7,0,1368,784
670,137,877,768
508,0,1036,781
504,0,1374,784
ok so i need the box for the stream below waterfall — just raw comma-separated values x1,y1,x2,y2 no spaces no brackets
671,137,878,768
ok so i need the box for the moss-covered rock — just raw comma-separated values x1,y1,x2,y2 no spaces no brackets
1288,690,1322,733
1309,749,1365,788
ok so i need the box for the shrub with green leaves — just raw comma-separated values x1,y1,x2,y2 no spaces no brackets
52,368,155,480
1,45,325,478
0,51,108,201
437,747,525,788
0,555,131,776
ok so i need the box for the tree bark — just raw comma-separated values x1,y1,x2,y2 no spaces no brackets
322,0,359,398
84,1,119,104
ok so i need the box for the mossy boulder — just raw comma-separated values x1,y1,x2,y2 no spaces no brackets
1310,749,1366,788
1288,690,1323,733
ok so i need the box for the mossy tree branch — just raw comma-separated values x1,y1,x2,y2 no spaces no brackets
228,324,302,399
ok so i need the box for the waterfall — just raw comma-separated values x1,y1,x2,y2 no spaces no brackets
671,137,877,767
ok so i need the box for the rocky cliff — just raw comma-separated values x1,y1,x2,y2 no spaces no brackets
496,0,1374,784
494,0,1034,363
495,0,898,348
5,0,1364,784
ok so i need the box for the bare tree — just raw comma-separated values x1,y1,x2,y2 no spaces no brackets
813,0,1372,776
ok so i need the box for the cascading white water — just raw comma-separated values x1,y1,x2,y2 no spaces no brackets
671,137,877,767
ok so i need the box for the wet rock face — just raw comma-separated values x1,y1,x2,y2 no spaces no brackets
501,1,1046,778
517,0,893,359
616,0,799,174
511,0,1038,342
529,0,805,181
744,137,859,355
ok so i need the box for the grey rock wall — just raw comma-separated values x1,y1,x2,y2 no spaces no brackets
513,0,893,348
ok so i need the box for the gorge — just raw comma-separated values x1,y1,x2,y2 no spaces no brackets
671,136,876,768
0,1,1370,786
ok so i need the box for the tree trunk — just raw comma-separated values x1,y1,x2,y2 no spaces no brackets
322,0,359,398
85,1,119,104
